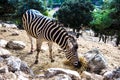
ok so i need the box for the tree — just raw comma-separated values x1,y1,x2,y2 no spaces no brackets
0,0,16,21
109,0,120,46
17,0,45,17
56,0,94,32
90,0,120,46
90,9,112,32
15,0,46,29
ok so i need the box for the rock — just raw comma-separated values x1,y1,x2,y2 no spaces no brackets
40,68,81,80
6,40,26,50
0,39,8,48
0,57,4,62
2,23,18,29
11,30,19,36
5,56,33,76
15,71,29,80
55,74,72,80
0,23,2,28
20,61,34,76
103,67,120,80
0,29,7,32
0,66,8,73
81,71,103,80
6,56,21,72
84,48,108,74
0,47,11,58
0,72,17,80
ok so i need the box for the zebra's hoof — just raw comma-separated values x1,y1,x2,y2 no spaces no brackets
51,59,55,62
34,60,38,64
28,51,33,54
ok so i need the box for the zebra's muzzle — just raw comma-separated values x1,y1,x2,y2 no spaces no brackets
74,61,82,68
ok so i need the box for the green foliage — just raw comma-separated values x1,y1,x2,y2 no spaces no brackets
90,9,112,31
56,0,94,29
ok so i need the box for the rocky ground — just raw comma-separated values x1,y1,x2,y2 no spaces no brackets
0,24,120,80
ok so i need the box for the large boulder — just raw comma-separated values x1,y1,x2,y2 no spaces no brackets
5,56,33,75
6,41,26,50
37,68,81,80
84,48,108,74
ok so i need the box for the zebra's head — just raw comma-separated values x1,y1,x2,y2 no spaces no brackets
66,35,82,68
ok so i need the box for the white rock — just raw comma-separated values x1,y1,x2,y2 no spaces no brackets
0,72,17,80
81,71,103,80
11,30,19,36
84,48,108,74
6,56,21,72
2,23,17,29
6,41,26,50
45,68,81,80
15,71,29,80
0,23,2,28
56,74,72,80
0,39,8,47
0,47,11,56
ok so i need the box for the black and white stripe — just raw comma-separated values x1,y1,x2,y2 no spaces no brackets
22,9,81,68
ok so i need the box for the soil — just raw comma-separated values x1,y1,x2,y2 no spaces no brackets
0,27,120,74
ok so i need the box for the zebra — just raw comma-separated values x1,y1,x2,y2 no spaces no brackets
22,9,81,68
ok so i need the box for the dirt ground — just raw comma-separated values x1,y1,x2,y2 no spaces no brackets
0,27,120,74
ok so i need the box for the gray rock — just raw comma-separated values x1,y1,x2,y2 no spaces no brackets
0,47,11,58
6,56,21,72
0,57,4,62
84,48,108,74
20,61,34,76
103,67,120,80
5,56,33,76
0,39,8,48
6,40,25,50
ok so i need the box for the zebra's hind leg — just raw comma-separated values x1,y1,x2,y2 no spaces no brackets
34,39,42,64
28,34,34,54
48,42,54,62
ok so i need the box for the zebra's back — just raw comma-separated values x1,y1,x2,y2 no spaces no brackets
22,9,68,48
22,9,52,39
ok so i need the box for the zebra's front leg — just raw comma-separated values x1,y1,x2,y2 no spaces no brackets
34,39,42,64
48,42,54,62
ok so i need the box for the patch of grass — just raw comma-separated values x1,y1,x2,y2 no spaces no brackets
63,56,88,73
